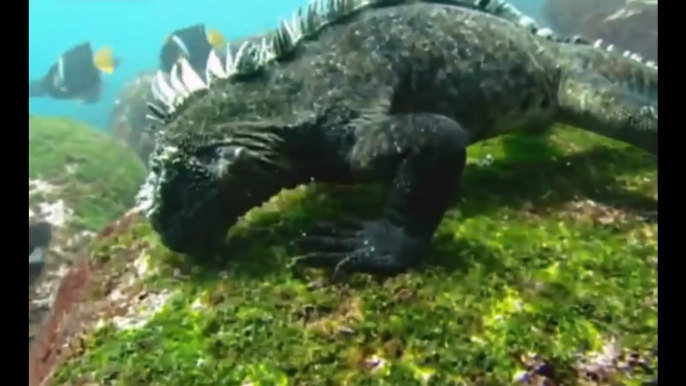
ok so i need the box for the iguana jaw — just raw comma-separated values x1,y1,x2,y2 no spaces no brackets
136,132,288,258
151,188,231,258
135,141,231,257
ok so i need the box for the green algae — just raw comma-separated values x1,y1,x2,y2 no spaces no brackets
52,126,657,385
29,115,148,230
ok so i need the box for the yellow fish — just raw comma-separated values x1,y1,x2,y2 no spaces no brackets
206,28,227,52
93,45,116,74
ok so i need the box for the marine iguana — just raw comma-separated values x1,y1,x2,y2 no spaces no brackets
138,0,657,275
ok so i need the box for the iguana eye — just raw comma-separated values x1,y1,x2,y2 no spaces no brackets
201,146,245,179
217,146,244,161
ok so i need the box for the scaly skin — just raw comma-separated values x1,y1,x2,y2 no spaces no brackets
554,42,657,154
142,3,657,275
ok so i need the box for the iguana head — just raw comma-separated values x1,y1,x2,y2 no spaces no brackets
137,32,287,257
137,124,284,257
138,139,240,257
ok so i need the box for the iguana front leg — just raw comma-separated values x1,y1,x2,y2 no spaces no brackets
293,113,468,275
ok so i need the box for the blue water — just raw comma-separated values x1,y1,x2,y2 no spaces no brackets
29,0,544,130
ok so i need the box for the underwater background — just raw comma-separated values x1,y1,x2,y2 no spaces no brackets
28,0,546,130
29,1,657,385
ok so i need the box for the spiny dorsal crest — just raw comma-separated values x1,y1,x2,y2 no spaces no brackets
590,38,657,69
147,0,553,121
147,0,657,125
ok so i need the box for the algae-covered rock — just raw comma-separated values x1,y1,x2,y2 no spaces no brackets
108,70,157,164
28,115,147,348
35,127,657,386
543,0,657,61
29,115,147,230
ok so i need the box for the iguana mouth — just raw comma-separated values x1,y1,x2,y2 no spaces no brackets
137,138,276,258
150,191,230,258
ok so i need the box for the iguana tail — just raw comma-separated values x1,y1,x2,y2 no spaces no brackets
554,42,657,155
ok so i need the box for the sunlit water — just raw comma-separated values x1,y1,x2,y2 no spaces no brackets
29,0,547,130
29,0,312,129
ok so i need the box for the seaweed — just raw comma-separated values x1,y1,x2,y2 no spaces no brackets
51,126,657,386
29,115,148,230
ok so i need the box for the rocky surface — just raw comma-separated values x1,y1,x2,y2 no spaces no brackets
108,70,157,164
543,0,657,62
29,126,657,385
28,116,147,357
28,207,93,346
29,214,134,386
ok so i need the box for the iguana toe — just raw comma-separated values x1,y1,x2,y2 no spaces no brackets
293,218,421,276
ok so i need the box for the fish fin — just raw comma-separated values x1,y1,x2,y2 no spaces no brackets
93,45,116,74
79,84,102,104
78,96,98,105
29,79,47,97
206,28,227,52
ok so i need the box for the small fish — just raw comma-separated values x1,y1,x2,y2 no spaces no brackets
160,24,227,75
29,42,121,104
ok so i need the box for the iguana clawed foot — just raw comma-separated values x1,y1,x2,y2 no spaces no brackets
292,218,421,276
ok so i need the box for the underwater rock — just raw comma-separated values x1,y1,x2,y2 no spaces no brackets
543,0,657,61
29,115,147,230
28,116,147,350
108,70,157,163
28,212,141,386
29,125,656,386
